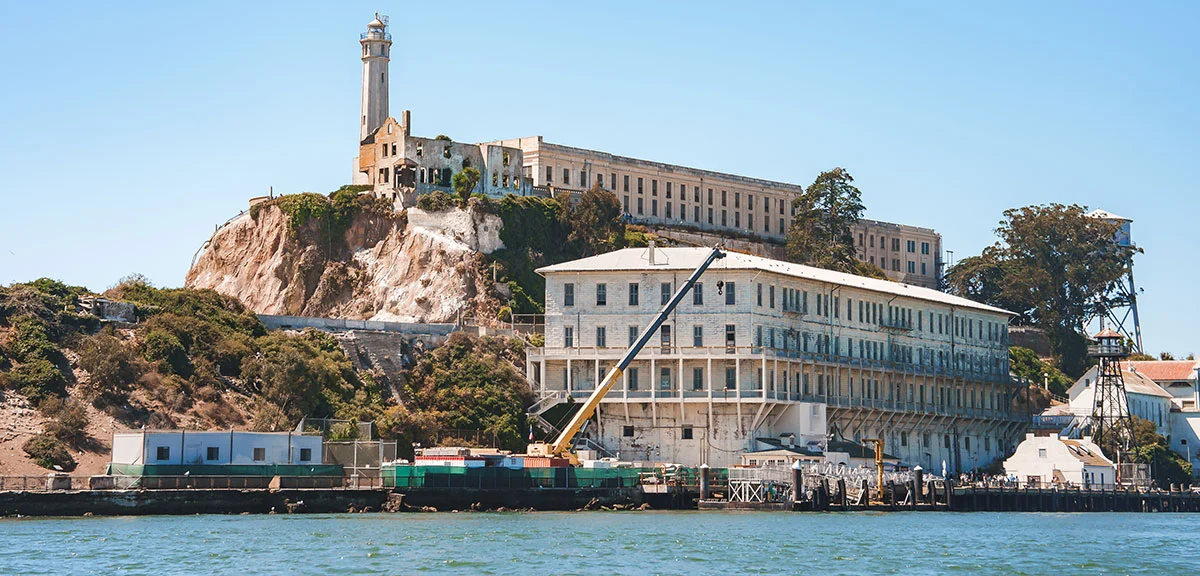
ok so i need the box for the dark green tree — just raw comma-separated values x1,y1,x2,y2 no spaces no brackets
564,185,626,256
452,166,481,207
946,204,1136,376
785,168,873,275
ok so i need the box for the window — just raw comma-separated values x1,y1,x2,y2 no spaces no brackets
624,195,630,211
253,447,266,462
659,366,671,390
892,238,901,252
726,367,737,389
769,285,775,309
563,168,570,185
900,433,908,447
545,166,553,183
734,192,740,208
156,446,170,461
666,181,672,198
721,190,727,206
652,180,658,196
892,259,900,272
869,235,875,248
299,448,312,462
628,283,640,306
721,210,727,226
596,326,607,348
921,242,930,255
921,262,927,276
638,177,644,194
629,326,639,346
708,208,714,224
623,425,634,437
563,283,575,307
564,327,574,348
693,325,704,347
907,261,916,274
637,197,644,215
623,175,630,192
757,283,763,306
651,199,658,216
694,206,701,222
1038,448,1047,458
206,447,220,461
724,282,736,305
681,426,694,440
610,173,616,189
629,367,639,390
725,324,736,347
692,367,704,390
693,282,704,305
596,283,607,306
661,282,671,305
660,325,672,350
907,240,916,253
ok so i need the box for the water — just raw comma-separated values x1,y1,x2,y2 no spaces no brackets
1,511,1196,575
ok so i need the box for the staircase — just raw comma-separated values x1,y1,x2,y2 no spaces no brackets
524,390,615,458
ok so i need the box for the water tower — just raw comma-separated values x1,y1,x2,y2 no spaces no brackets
1089,329,1135,462
1087,209,1142,354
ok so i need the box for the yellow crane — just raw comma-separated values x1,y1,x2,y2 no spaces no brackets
528,245,727,464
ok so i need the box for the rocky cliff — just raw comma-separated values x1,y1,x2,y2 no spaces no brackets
185,199,503,323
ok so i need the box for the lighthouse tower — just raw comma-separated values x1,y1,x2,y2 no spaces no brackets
359,13,391,142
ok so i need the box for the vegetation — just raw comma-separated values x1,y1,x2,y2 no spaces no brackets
1131,416,1192,487
249,185,390,252
452,167,482,207
416,190,457,212
23,434,75,472
1009,346,1073,396
784,168,888,279
381,333,532,455
946,204,1137,376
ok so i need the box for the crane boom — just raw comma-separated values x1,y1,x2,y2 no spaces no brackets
530,245,726,462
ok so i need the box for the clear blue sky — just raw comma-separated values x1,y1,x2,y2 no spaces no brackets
1,2,1196,355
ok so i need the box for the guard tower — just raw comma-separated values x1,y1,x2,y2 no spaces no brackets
1089,328,1135,464
1087,209,1142,354
359,13,392,143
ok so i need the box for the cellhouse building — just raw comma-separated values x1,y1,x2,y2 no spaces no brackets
525,245,1026,470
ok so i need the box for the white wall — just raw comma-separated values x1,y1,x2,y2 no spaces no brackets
111,431,323,466
1003,434,1113,486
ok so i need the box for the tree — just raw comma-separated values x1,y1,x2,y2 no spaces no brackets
564,185,625,256
946,204,1136,376
452,167,481,207
77,332,142,400
785,168,867,274
1130,415,1192,488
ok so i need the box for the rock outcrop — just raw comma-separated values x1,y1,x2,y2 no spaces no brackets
185,202,503,323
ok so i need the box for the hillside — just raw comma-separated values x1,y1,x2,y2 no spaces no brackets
185,188,500,323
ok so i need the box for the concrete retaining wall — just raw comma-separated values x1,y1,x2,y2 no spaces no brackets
258,314,459,335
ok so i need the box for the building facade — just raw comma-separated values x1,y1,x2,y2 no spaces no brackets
526,246,1024,470
487,137,944,288
1004,433,1116,487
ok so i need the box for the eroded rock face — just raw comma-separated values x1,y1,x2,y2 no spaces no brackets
185,203,500,323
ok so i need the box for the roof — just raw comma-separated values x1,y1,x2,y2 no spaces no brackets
826,440,900,461
1060,439,1113,467
1125,361,1200,382
1093,328,1122,339
1086,209,1131,222
538,247,1012,315
741,447,822,460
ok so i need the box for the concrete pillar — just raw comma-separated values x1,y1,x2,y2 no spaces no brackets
913,465,924,507
699,464,711,501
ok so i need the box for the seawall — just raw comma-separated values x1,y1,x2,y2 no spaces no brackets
0,489,390,517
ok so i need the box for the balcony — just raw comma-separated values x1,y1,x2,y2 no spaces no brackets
1088,343,1129,358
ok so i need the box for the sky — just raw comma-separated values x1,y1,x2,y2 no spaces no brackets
0,1,1196,355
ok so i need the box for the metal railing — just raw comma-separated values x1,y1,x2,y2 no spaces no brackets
528,344,1015,384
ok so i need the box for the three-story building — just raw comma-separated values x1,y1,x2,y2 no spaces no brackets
526,246,1025,469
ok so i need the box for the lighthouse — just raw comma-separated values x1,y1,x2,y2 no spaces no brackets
359,13,391,142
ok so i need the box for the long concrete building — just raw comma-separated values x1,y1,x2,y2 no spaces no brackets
525,245,1025,470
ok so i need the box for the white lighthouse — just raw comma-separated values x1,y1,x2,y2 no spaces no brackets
359,13,391,142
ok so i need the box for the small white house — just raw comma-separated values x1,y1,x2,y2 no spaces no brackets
1004,433,1115,488
111,430,323,467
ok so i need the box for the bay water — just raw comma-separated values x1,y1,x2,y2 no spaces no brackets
1,511,1194,574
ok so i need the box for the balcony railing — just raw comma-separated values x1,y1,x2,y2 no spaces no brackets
1088,344,1129,357
528,344,1016,384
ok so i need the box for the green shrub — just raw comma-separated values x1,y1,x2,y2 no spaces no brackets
39,396,90,448
8,359,66,403
77,332,141,400
416,191,456,212
143,329,189,376
23,434,76,471
496,306,512,322
275,192,332,231
10,315,59,363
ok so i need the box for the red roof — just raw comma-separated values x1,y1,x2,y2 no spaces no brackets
1093,328,1122,339
1124,361,1200,382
